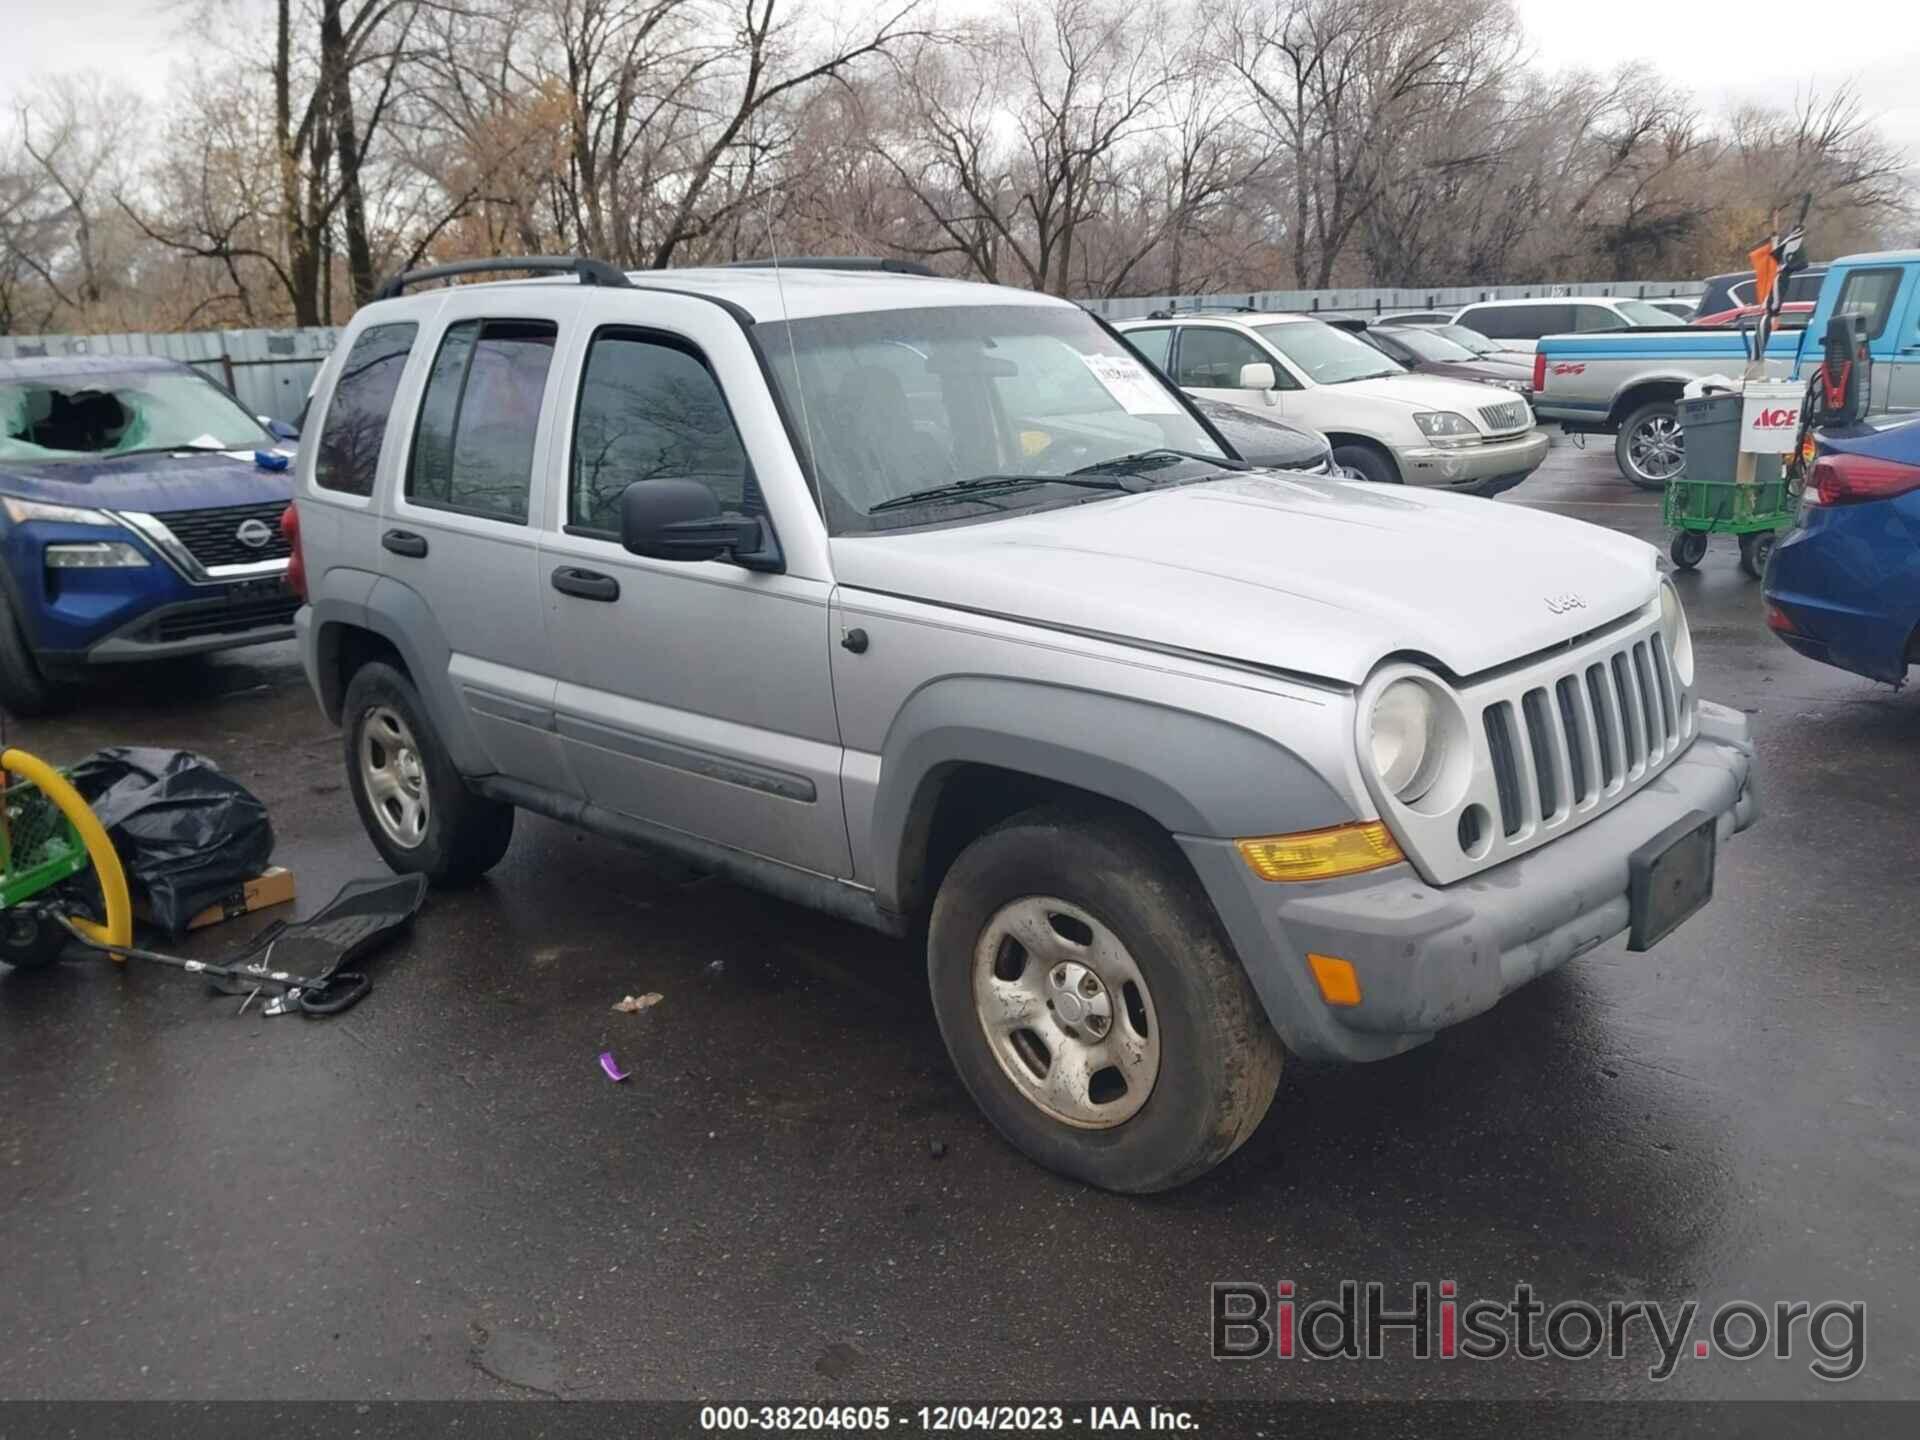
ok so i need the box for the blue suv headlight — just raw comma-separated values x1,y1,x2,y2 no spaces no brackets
46,542,150,568
2,497,117,526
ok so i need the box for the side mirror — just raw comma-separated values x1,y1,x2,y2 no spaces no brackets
1239,362,1276,391
619,479,776,568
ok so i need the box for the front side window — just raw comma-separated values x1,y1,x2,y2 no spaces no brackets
316,322,417,495
758,304,1228,533
407,319,557,522
1125,327,1174,370
1831,268,1903,340
1574,306,1627,332
570,331,750,534
1253,321,1404,385
1174,328,1275,389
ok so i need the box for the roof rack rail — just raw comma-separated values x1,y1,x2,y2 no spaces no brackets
722,257,935,277
373,256,632,302
1144,302,1262,320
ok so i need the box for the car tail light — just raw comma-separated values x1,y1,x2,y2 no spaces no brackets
1532,349,1547,394
281,503,306,600
1811,451,1920,506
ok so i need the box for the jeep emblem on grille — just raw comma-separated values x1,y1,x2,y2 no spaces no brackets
234,518,274,549
1544,592,1586,615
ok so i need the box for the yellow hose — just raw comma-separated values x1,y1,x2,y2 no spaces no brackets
1,748,133,953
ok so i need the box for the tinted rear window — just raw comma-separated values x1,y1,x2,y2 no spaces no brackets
1463,304,1572,340
316,322,417,496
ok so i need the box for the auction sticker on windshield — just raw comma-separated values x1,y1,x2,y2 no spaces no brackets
1078,353,1179,414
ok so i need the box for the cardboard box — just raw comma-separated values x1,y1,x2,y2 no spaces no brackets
138,866,296,931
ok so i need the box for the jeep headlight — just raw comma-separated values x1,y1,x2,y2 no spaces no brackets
1660,579,1694,685
1369,677,1447,804
1413,411,1476,442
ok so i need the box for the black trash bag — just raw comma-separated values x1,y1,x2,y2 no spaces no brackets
68,747,275,935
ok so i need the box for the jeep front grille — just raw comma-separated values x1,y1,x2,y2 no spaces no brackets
1359,605,1693,886
1477,400,1530,433
1481,633,1684,838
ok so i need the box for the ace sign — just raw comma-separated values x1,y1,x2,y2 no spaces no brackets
1740,381,1805,454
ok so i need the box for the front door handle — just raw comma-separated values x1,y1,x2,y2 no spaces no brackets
382,529,428,558
551,566,620,602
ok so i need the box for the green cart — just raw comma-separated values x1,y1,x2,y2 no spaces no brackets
1663,471,1797,578
1664,390,1798,579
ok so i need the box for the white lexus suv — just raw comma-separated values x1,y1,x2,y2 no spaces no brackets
1120,311,1549,496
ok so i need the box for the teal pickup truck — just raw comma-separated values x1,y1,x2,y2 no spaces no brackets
1533,250,1920,487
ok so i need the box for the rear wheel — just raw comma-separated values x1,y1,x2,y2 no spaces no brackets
1616,401,1684,491
1669,530,1709,570
1739,530,1777,580
927,805,1282,1192
342,662,514,885
1330,443,1400,485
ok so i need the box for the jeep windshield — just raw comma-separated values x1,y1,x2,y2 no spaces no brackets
1253,321,1405,385
757,304,1231,532
0,371,272,464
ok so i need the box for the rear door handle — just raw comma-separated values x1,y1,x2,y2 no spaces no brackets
551,566,620,602
382,529,428,558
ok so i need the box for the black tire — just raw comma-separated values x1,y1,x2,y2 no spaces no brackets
1739,531,1776,580
342,661,514,885
0,585,60,717
1615,401,1684,491
927,805,1283,1193
1330,443,1400,485
0,911,68,971
1669,531,1708,570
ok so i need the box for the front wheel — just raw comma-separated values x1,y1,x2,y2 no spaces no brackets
1739,531,1777,580
342,662,514,885
1616,401,1684,491
927,806,1282,1192
1330,443,1399,485
1669,530,1708,570
0,911,68,971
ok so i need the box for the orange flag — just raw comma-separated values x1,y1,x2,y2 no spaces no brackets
1749,237,1781,310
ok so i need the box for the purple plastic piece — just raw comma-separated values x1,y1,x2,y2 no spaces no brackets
599,1051,630,1082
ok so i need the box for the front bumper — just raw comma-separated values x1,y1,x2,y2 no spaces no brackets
1398,428,1550,488
1179,701,1757,1063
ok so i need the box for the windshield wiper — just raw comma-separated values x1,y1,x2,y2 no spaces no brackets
868,474,1139,515
1067,447,1242,477
107,442,245,459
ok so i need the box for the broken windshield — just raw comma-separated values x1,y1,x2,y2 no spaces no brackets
0,371,272,464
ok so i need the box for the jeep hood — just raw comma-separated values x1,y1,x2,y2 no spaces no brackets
829,475,1657,685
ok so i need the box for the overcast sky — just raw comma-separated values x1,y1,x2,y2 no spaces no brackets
3,0,1917,150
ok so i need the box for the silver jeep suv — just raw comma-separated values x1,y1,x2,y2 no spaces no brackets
290,256,1757,1192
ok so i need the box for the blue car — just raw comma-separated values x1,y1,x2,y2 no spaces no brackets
1764,413,1920,684
0,355,299,712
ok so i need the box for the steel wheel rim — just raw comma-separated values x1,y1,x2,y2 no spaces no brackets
1629,414,1685,482
971,895,1161,1129
359,705,430,850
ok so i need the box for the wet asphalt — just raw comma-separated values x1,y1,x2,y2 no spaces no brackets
1,438,1916,1409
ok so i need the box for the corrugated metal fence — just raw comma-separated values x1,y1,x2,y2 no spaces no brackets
0,277,1703,420
1079,279,1704,322
0,327,342,423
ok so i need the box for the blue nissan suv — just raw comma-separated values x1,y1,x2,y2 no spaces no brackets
0,354,299,712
